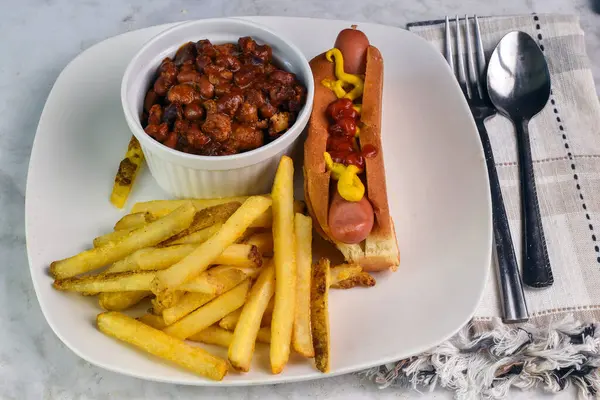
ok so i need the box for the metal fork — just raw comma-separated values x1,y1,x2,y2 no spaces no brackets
445,15,529,323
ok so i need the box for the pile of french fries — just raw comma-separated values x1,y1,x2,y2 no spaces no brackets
51,156,376,381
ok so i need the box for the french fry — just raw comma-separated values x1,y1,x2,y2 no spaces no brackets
263,298,274,326
162,268,252,325
189,326,235,348
188,326,272,347
292,213,314,357
53,271,156,292
270,156,297,374
162,280,251,339
244,232,274,256
50,202,196,279
150,296,171,316
98,291,151,311
311,258,331,373
138,313,168,330
106,243,261,275
151,196,272,296
329,264,362,286
229,263,275,371
131,196,304,228
97,312,228,380
153,290,184,311
131,197,249,217
166,223,222,246
219,294,274,330
110,136,144,209
216,244,262,269
256,326,271,344
93,226,139,248
179,265,258,294
114,212,156,231
333,272,376,289
218,309,242,331
329,264,376,289
162,292,216,326
249,201,305,229
159,202,241,247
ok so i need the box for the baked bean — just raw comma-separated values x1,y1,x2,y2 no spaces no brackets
173,119,189,134
203,99,218,115
145,122,169,142
259,102,277,119
263,63,276,74
234,65,258,88
184,103,205,121
288,84,307,112
268,84,295,107
148,104,163,125
195,55,212,72
163,103,183,127
158,58,177,79
217,93,243,117
205,64,233,86
214,43,237,55
215,54,241,72
238,37,256,54
177,69,203,84
185,123,211,149
195,39,216,58
228,124,264,152
253,44,272,63
202,113,232,142
144,90,158,113
197,75,215,99
236,102,258,123
214,83,232,97
163,132,178,148
153,76,172,96
174,42,197,66
269,70,296,85
167,84,201,104
245,88,266,107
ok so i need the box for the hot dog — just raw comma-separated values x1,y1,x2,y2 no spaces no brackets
303,26,400,272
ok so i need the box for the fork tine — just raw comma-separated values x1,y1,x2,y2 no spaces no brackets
455,15,468,97
465,15,477,100
444,16,454,72
474,15,486,99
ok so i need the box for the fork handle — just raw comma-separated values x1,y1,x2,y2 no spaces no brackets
516,119,554,288
476,117,529,322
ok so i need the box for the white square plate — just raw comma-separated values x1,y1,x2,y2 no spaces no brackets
25,16,491,385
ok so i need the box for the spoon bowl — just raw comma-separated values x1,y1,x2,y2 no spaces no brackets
486,30,553,288
487,31,551,120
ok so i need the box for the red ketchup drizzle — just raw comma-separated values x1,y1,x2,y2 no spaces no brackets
325,98,377,169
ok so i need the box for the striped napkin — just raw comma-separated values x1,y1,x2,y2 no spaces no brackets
363,14,600,399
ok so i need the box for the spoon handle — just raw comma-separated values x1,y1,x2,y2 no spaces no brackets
476,117,529,322
516,119,554,288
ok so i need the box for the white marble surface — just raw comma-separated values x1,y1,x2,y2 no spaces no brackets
2,0,600,399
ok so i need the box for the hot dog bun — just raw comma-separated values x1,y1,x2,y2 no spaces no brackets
303,35,400,272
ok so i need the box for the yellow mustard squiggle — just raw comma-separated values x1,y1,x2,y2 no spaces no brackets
324,152,365,202
321,79,347,98
325,48,364,101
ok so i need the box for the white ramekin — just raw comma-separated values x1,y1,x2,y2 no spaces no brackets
121,18,314,198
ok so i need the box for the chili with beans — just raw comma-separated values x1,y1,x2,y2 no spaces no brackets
142,37,307,156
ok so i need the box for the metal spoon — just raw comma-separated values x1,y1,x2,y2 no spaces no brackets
487,31,553,288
